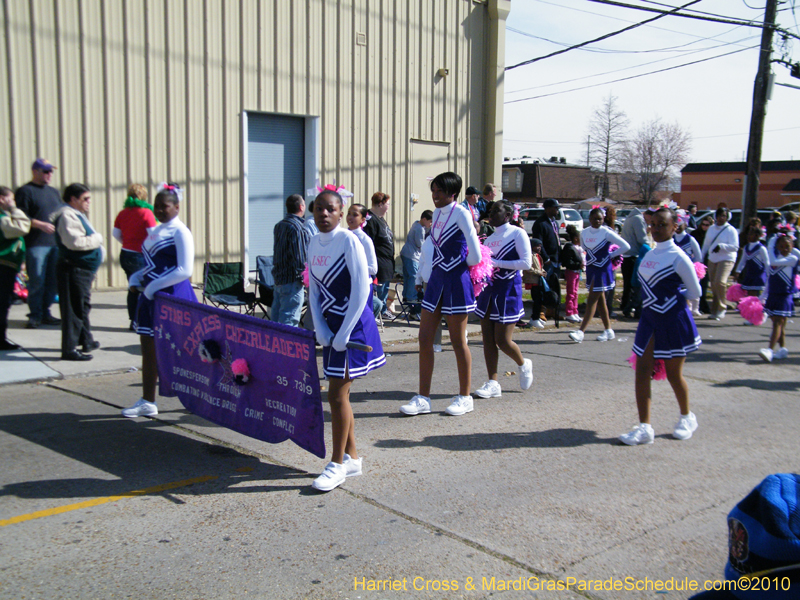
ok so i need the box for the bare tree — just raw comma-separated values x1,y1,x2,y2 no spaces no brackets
587,93,629,198
620,118,692,204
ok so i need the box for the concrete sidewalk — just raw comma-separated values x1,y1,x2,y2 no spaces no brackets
1,289,486,385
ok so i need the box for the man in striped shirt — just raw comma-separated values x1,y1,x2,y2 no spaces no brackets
272,194,310,327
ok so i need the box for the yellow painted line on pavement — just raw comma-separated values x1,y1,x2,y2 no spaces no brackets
0,475,218,527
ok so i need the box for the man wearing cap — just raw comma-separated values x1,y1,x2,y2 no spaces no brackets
462,186,483,225
15,159,63,329
530,198,562,278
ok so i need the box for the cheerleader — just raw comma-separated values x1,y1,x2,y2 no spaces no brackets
674,210,703,316
568,207,629,343
122,183,195,418
308,189,385,491
474,201,534,398
758,231,800,362
733,220,768,298
619,208,702,445
346,203,379,315
399,172,482,417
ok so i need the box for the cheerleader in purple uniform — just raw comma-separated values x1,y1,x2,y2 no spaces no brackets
569,207,629,343
619,208,702,446
307,190,385,492
122,183,196,418
734,221,768,297
474,201,534,399
758,232,800,363
400,172,482,417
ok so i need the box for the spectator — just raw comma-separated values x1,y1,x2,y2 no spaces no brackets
53,183,105,361
481,183,497,217
113,184,157,329
619,207,648,318
304,200,319,239
691,214,713,314
0,186,31,350
686,204,698,229
530,198,562,278
363,191,395,321
399,210,432,318
462,186,482,225
272,194,310,327
701,206,739,320
15,158,63,329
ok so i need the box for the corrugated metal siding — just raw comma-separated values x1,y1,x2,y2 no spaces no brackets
1,0,489,289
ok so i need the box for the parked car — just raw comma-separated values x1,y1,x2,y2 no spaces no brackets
777,201,800,215
725,209,779,230
519,207,583,240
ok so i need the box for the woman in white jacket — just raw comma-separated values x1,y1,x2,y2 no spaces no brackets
701,207,739,320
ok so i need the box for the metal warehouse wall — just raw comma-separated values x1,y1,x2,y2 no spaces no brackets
1,0,497,289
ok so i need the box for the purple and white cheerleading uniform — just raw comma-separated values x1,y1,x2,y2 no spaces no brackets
633,238,702,359
735,241,769,292
764,249,800,317
673,231,702,263
130,217,196,336
422,202,482,315
308,227,385,379
475,223,532,323
581,226,629,292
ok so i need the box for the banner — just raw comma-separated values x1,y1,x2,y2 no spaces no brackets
154,293,325,458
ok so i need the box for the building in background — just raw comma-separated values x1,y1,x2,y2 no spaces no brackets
502,158,596,205
1,0,509,288
677,161,800,210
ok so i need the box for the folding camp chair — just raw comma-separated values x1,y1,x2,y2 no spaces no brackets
202,262,257,315
392,281,421,325
253,256,275,319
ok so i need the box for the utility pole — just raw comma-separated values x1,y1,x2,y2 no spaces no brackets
586,136,591,168
742,0,779,228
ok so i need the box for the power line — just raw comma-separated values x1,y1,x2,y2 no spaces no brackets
505,45,757,104
506,0,703,70
505,34,759,95
586,0,765,27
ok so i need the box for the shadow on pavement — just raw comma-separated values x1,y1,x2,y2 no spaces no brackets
712,378,800,392
374,427,615,450
0,411,305,500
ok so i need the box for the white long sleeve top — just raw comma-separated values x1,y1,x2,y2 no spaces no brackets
430,201,482,267
701,222,739,263
483,223,532,271
638,238,702,301
674,230,702,262
307,227,370,352
350,226,378,279
415,236,435,286
129,216,194,299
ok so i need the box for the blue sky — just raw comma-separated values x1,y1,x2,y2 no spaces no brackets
503,0,800,164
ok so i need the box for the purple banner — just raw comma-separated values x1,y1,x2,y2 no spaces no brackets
154,293,325,458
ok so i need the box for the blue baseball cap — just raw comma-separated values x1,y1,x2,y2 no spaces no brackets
32,158,56,172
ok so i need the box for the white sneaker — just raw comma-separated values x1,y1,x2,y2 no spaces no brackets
718,309,726,319
597,329,615,342
121,398,158,418
619,423,655,446
381,310,395,321
759,348,773,362
673,412,698,440
519,358,533,390
692,310,703,318
312,461,347,491
400,394,431,415
343,453,362,477
565,314,581,323
475,380,502,398
530,318,545,329
774,347,789,360
433,344,442,353
445,395,473,416
569,330,584,343
708,313,720,321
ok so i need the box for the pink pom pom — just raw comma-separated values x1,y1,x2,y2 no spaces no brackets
627,352,666,380
726,282,745,303
694,262,707,280
738,295,765,326
470,245,496,297
608,245,622,270
302,264,309,287
795,274,800,290
231,358,251,385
